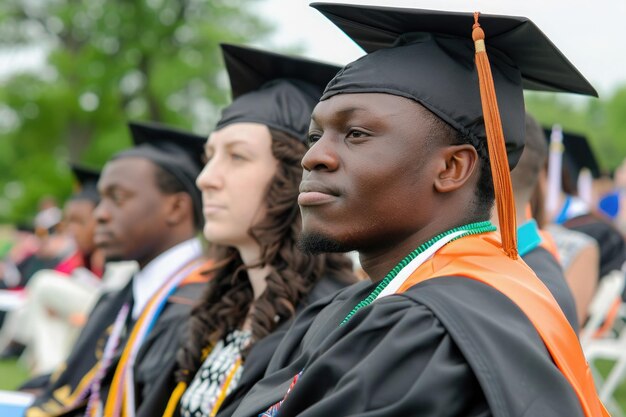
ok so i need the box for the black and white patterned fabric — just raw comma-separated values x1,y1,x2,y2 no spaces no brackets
180,329,251,417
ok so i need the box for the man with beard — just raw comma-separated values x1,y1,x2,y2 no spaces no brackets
231,4,607,417
26,121,209,417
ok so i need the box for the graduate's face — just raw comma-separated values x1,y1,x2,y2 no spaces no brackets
299,93,447,254
94,158,175,265
64,199,97,255
196,123,278,249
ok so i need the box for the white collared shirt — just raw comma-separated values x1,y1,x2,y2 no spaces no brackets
131,238,203,319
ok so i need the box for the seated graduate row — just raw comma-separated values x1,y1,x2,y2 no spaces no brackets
23,3,609,417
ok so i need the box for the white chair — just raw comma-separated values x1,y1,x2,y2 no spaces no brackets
583,269,626,416
0,291,27,359
0,290,26,313
586,329,626,416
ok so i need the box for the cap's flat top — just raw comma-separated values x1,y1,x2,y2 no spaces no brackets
311,2,597,96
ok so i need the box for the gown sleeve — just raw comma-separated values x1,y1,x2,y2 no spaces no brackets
238,294,490,417
218,277,359,416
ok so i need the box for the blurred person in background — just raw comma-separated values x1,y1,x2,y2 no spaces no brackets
8,200,73,289
25,121,210,417
6,164,135,376
604,159,626,234
0,224,40,291
547,128,626,280
0,195,83,361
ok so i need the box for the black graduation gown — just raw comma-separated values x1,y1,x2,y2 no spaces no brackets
26,281,134,417
522,246,578,331
231,277,584,417
136,275,352,417
216,276,350,417
132,282,207,411
25,279,207,417
563,213,626,278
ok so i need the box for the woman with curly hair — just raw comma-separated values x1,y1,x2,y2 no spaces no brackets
143,44,357,417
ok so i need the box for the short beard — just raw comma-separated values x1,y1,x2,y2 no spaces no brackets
298,232,348,254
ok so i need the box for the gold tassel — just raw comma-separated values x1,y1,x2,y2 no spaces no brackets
472,12,518,259
162,381,188,417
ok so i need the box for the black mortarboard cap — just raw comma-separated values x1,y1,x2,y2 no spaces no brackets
70,163,100,204
311,2,599,260
313,2,598,170
115,121,207,227
215,43,342,142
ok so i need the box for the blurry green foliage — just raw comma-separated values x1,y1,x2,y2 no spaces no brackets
525,85,626,174
1,0,625,225
0,0,270,223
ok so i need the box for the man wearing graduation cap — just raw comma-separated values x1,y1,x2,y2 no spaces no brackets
231,4,607,417
26,121,210,417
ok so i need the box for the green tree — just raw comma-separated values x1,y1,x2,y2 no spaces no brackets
0,0,270,223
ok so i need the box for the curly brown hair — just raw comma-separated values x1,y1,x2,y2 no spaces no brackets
176,128,356,383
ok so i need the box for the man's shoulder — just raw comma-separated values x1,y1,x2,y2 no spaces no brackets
305,274,358,305
159,280,207,322
392,276,558,368
388,276,583,416
380,276,551,347
165,260,212,306
398,275,540,317
314,278,370,304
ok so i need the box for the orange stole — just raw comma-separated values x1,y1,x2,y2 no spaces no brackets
102,259,213,417
397,232,608,417
178,263,212,287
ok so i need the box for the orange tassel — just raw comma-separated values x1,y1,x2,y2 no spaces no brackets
472,12,518,259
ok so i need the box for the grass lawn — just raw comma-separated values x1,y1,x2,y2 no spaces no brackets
0,357,626,410
596,359,626,412
0,359,30,390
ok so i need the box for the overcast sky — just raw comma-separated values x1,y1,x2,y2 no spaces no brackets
0,0,623,97
252,0,626,97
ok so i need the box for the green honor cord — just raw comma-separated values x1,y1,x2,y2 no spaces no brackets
340,221,496,326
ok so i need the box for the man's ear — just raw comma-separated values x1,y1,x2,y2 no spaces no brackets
164,192,193,226
433,144,479,193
